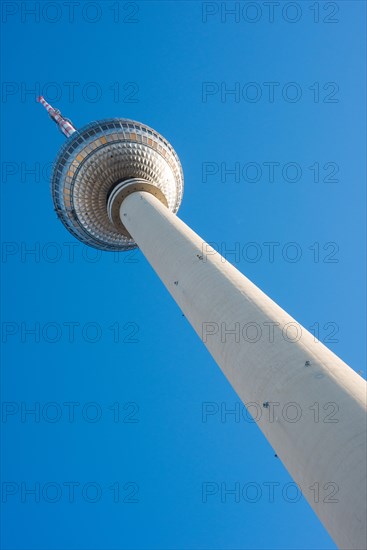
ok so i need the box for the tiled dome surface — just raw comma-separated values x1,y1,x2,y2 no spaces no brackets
51,119,184,251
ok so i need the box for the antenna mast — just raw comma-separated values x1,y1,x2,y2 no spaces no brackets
37,95,77,138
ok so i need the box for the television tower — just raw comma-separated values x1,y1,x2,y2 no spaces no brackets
38,97,366,550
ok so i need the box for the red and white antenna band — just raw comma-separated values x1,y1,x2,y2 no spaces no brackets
37,95,77,138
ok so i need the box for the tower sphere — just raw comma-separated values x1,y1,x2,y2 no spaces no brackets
51,118,184,251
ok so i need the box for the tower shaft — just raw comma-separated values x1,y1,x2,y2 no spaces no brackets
120,190,366,550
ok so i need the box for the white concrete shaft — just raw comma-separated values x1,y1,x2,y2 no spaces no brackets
120,191,366,550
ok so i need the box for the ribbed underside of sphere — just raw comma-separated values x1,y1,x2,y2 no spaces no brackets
51,119,184,251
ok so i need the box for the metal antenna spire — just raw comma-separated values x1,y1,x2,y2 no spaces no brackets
37,95,77,138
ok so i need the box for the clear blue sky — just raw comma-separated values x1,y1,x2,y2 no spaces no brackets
1,1,366,549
